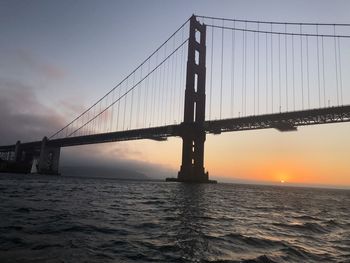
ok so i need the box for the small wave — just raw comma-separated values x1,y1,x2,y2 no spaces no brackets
141,200,165,205
241,255,277,263
31,243,63,250
293,215,318,220
98,239,129,249
280,244,319,261
324,219,341,228
14,207,30,213
205,255,277,263
273,221,328,234
214,233,282,249
1,225,23,231
0,237,27,250
302,222,328,233
134,222,159,229
45,224,128,235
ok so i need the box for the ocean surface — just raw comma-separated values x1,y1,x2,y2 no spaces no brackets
0,174,349,263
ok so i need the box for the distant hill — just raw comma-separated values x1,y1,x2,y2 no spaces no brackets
60,165,149,180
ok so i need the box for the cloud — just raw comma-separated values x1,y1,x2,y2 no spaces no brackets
15,49,66,80
0,78,66,144
0,77,173,179
61,143,175,179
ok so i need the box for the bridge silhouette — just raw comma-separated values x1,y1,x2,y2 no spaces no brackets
1,15,350,182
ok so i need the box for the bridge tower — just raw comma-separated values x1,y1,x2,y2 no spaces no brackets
168,15,215,183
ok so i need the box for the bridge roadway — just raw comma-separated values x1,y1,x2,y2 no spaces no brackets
1,105,350,152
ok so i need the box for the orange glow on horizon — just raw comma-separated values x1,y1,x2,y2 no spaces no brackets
80,124,350,187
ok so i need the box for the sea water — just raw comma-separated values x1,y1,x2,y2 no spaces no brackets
0,174,349,262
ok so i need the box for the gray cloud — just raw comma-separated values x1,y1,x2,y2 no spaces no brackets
60,142,175,179
0,78,65,144
0,78,174,179
15,49,66,80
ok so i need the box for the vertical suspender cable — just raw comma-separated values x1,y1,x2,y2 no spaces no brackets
98,100,102,132
144,60,150,127
321,36,326,107
110,89,114,131
166,47,171,124
209,19,214,120
182,42,188,122
253,29,256,115
129,73,135,129
306,35,310,108
278,33,281,112
103,97,107,132
171,37,175,122
157,56,162,126
220,19,224,119
300,24,304,109
266,32,268,113
337,37,343,105
231,22,235,117
174,41,178,123
242,27,245,116
271,23,274,113
162,44,167,124
137,66,142,128
86,111,89,135
123,78,128,130
150,63,154,127
116,83,120,130
285,23,288,111
178,29,184,122
244,22,247,116
93,106,97,134
149,57,155,126
151,66,155,127
154,52,159,125
257,22,260,115
292,34,295,111
102,97,106,133
316,25,321,107
334,25,339,106
158,51,162,125
86,111,88,135
178,44,182,123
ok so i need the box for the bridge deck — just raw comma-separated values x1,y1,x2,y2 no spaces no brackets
1,105,349,152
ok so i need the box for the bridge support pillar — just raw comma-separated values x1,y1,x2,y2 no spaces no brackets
38,136,60,175
167,15,215,183
14,140,21,162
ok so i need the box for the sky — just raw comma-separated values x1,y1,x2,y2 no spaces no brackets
1,0,350,187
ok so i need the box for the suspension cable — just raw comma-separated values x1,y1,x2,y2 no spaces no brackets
205,24,350,38
196,15,350,26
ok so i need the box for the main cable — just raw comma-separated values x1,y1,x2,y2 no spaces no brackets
196,15,350,26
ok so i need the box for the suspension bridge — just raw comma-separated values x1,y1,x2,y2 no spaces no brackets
1,15,350,182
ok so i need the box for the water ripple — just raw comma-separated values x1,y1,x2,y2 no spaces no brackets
0,174,349,262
